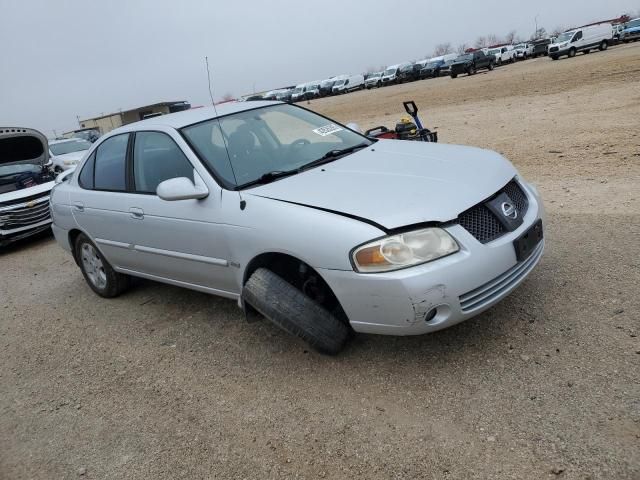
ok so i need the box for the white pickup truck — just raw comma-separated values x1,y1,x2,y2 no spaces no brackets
514,43,534,60
487,45,517,65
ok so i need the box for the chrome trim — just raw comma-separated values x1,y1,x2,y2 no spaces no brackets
133,245,229,267
95,238,132,249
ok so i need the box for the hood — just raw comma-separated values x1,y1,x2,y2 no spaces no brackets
247,139,517,230
0,127,49,167
52,150,87,162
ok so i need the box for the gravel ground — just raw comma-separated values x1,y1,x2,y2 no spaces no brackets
1,44,639,479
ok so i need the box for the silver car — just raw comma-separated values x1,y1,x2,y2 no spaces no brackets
50,101,545,354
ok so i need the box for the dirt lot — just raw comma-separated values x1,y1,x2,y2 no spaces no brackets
2,44,639,479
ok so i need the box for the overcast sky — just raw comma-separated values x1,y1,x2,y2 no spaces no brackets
1,0,637,136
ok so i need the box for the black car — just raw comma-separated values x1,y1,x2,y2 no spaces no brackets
531,38,552,57
397,63,421,83
420,60,445,79
449,51,495,78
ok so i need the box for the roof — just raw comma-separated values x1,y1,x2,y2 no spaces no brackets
110,101,283,133
79,100,189,122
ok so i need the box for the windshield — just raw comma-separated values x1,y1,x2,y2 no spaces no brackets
384,68,397,76
556,31,574,43
515,44,525,49
333,79,345,86
182,104,372,189
368,73,381,79
488,49,499,55
627,19,640,28
50,139,91,155
457,54,473,61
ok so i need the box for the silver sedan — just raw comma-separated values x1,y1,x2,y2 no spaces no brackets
50,101,544,354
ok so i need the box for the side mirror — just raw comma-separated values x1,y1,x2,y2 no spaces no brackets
55,168,75,184
157,173,209,201
346,122,362,133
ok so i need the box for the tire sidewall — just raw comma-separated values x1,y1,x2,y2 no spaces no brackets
75,233,124,298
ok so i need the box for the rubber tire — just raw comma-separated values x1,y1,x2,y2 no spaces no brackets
568,48,576,58
599,40,608,51
551,55,559,60
468,66,476,75
488,63,494,71
75,233,130,298
497,59,502,66
243,268,349,355
451,73,458,79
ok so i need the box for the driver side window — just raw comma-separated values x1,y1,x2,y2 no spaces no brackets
573,31,582,41
133,132,193,194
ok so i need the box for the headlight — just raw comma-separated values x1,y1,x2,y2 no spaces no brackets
352,227,459,273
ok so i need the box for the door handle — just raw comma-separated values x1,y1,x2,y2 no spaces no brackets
72,202,84,212
129,207,144,220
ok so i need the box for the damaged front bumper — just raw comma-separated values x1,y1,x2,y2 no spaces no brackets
318,185,544,335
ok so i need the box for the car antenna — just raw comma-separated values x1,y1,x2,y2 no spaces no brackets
205,56,245,210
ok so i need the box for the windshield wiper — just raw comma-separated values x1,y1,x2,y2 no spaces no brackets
299,142,370,171
237,169,300,189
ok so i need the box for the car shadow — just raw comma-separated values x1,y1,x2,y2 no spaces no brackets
0,228,54,256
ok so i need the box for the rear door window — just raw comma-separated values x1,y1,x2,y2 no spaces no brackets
78,152,96,189
94,134,129,191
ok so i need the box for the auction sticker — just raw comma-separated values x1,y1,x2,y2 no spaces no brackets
312,124,343,136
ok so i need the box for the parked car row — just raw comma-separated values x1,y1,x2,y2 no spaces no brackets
246,20,628,103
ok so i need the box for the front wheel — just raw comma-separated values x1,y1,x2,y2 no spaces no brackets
551,55,559,60
568,48,577,58
451,73,458,79
75,233,130,298
243,268,350,355
468,66,476,75
488,63,494,71
599,40,608,51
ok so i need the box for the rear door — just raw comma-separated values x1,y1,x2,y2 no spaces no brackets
70,133,134,268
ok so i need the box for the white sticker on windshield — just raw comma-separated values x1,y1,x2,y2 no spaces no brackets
313,124,343,136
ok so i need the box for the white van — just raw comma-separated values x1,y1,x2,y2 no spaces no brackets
331,74,365,94
381,63,411,85
548,23,613,59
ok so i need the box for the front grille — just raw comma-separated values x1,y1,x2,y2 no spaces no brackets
457,180,529,244
459,240,544,312
0,192,51,231
549,46,559,53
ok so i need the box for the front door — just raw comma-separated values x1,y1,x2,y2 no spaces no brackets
121,130,237,296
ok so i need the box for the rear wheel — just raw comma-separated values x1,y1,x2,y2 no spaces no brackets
599,40,608,51
75,233,130,298
568,48,577,58
243,268,349,355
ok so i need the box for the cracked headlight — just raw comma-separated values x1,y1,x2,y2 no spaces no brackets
352,227,459,273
